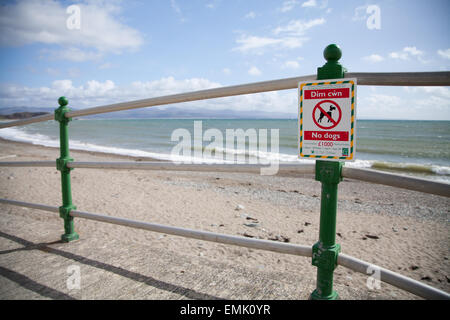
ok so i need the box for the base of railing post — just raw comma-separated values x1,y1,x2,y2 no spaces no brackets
61,229,79,243
310,242,341,300
310,289,339,300
59,205,79,242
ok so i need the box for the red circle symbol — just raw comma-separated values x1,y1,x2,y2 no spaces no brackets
312,100,342,130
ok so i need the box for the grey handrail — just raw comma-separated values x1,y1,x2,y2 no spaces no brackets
0,197,448,300
1,71,449,129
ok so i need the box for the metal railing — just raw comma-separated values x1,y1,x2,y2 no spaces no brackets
1,161,447,197
1,71,449,129
0,197,447,300
0,44,449,300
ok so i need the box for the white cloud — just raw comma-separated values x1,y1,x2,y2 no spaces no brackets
279,0,299,13
389,51,408,60
403,87,450,118
45,68,60,76
273,18,325,36
352,5,368,21
67,67,80,78
233,36,282,53
389,47,427,63
170,0,187,22
0,77,298,114
98,63,113,70
170,0,181,14
233,35,307,54
302,0,317,8
248,66,262,76
245,11,256,19
3,79,448,119
362,54,384,63
233,18,324,54
282,61,300,69
357,87,450,120
0,77,218,109
403,46,423,57
222,68,231,75
280,0,326,11
0,0,143,60
206,0,220,9
41,47,103,62
365,93,402,106
437,49,450,59
357,93,404,119
403,86,450,99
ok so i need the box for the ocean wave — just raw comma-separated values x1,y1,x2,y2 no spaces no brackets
370,161,450,176
0,127,228,164
1,127,449,181
0,127,60,148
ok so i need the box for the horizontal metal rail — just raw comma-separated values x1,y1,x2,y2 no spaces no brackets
346,71,450,86
1,160,449,197
66,161,316,174
0,161,56,167
0,71,448,129
342,167,450,198
0,198,311,257
66,74,316,119
0,160,315,174
0,113,54,129
64,72,450,119
70,209,312,258
337,254,450,300
65,163,450,198
0,198,59,213
0,197,448,300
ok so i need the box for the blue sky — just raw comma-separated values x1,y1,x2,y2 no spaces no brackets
0,0,449,119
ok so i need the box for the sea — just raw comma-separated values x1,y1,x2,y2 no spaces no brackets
0,119,449,183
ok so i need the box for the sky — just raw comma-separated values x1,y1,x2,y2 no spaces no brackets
0,0,449,120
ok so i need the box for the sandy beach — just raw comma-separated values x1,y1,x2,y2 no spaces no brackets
0,138,449,300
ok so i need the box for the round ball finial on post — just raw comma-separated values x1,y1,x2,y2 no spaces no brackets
317,44,345,80
55,96,71,123
58,96,69,107
323,44,342,62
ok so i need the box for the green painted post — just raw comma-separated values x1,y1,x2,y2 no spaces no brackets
310,44,346,300
55,96,79,242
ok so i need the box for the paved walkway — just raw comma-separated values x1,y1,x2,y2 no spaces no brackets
0,205,415,300
0,207,310,300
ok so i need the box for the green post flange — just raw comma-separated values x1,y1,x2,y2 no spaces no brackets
55,96,79,242
310,44,346,300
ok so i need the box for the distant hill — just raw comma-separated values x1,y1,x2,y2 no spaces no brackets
0,106,296,120
0,111,50,119
0,106,55,115
82,106,296,119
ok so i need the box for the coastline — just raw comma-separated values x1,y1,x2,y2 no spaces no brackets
0,137,164,163
1,119,449,184
0,137,449,299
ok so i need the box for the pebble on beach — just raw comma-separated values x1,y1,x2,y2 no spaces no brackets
268,234,290,243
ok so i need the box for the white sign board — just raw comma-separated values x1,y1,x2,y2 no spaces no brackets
298,78,357,161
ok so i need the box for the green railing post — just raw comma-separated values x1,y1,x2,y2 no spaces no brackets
310,44,346,300
55,96,79,242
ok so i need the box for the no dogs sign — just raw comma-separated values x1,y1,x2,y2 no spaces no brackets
298,78,357,161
